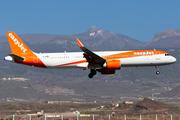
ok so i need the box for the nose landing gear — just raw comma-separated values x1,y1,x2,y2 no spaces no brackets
155,66,160,75
156,71,160,75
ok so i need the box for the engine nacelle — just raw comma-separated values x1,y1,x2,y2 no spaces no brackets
101,69,115,74
103,60,121,69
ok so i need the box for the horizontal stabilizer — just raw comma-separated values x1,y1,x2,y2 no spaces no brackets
9,54,25,61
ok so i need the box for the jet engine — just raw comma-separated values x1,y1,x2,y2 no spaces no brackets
103,60,121,69
101,60,121,74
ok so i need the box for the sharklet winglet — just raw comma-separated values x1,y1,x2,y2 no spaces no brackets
75,37,84,47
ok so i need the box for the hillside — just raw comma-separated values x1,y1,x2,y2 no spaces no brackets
144,29,180,48
0,27,180,101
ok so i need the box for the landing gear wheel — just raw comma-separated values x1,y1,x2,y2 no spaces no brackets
155,66,160,75
156,71,160,75
88,69,96,78
88,73,94,78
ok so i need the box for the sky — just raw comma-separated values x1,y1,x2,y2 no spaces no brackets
0,0,180,42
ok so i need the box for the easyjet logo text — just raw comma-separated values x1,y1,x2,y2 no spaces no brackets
134,51,154,55
8,33,27,53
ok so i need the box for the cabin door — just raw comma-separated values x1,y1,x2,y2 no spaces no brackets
155,51,161,60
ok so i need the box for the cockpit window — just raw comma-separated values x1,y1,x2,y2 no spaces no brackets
165,54,170,56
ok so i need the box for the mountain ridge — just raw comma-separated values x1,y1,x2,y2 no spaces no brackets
2,26,180,50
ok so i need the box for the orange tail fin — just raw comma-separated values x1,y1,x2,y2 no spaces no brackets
6,31,34,56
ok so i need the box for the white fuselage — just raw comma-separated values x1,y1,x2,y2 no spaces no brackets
32,51,176,69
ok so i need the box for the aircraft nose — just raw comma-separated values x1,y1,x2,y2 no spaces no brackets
171,56,176,63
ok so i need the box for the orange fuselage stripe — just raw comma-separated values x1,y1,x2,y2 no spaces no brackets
54,50,167,67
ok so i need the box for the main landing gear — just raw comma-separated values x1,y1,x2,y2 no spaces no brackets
155,66,160,75
88,69,96,78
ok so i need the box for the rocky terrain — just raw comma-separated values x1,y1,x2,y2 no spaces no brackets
0,98,179,120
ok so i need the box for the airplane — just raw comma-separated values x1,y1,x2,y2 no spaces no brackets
4,31,176,78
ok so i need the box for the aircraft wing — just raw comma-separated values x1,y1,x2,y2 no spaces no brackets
75,38,106,68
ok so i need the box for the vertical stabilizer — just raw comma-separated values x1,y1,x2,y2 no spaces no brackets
6,31,34,56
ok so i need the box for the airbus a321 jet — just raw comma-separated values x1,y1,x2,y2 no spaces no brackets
4,31,176,78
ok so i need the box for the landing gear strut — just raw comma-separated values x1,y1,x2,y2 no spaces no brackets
155,66,160,75
88,69,96,78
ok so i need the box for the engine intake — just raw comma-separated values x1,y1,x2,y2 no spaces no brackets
103,60,121,69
